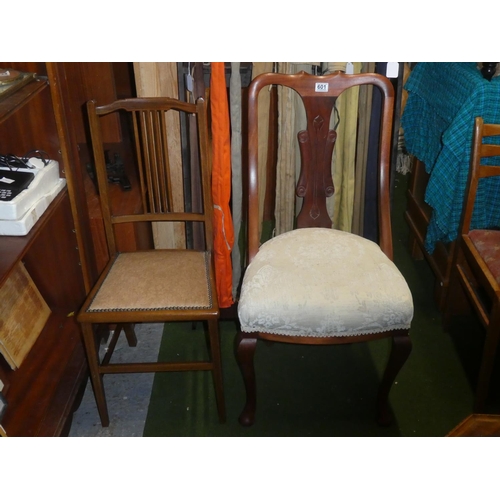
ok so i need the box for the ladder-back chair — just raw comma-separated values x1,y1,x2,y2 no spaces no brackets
445,116,500,412
77,97,225,426
236,71,414,426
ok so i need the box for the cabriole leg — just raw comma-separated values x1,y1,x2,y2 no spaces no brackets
235,331,258,426
376,331,412,426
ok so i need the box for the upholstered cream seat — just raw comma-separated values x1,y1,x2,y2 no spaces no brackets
238,228,413,337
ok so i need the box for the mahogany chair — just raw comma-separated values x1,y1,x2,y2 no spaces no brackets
444,117,500,412
77,97,225,427
235,71,414,426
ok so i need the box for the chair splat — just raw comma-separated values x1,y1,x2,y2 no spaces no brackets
296,95,338,228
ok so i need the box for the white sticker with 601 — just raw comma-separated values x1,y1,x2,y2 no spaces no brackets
315,82,329,92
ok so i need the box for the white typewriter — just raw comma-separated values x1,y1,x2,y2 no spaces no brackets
0,157,66,236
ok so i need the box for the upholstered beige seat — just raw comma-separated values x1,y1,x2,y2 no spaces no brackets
239,228,413,337
86,251,213,313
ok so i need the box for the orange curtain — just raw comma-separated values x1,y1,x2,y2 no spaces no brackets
210,62,234,308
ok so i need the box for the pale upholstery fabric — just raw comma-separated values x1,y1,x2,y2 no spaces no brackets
238,228,413,337
87,250,212,312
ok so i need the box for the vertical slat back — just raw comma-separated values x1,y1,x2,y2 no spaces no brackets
131,110,148,214
158,109,173,211
132,107,180,215
196,98,212,252
88,96,212,258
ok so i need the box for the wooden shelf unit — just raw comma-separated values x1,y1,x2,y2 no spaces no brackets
0,194,88,434
0,77,47,122
0,64,89,437
0,62,148,435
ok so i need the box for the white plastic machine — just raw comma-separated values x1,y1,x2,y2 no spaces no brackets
0,158,66,236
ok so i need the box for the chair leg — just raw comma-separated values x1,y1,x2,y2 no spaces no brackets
81,322,110,427
235,331,258,426
474,306,500,412
408,232,424,260
208,319,226,423
376,330,412,426
442,262,472,332
123,323,138,347
102,324,136,366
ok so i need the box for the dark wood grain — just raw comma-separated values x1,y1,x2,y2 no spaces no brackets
1,314,87,437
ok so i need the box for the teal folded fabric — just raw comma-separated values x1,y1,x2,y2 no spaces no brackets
402,62,500,253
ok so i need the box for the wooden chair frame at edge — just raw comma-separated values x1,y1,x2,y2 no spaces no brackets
444,116,500,413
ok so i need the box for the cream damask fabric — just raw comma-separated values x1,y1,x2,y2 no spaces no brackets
238,228,413,337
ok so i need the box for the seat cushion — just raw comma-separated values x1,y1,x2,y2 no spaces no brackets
469,229,500,283
238,228,413,337
86,250,213,312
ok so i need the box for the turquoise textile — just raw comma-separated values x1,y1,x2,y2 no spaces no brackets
402,62,500,252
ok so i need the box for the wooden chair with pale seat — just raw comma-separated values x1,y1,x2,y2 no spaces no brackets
235,71,414,426
77,97,225,427
444,117,500,413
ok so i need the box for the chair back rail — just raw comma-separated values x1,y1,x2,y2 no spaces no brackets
460,119,500,235
87,97,213,256
246,71,395,263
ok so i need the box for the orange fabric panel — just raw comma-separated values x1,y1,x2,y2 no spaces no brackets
210,62,234,308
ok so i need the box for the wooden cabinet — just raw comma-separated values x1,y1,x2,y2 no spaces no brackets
0,62,150,435
0,64,89,436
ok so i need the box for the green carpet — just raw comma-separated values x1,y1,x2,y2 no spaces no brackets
143,173,496,437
